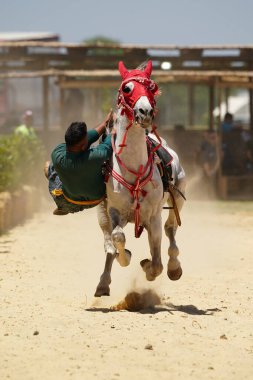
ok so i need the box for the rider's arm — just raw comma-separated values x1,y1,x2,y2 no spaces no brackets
94,109,113,136
91,134,112,161
86,110,114,147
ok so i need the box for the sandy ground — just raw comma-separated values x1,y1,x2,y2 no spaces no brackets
0,199,253,380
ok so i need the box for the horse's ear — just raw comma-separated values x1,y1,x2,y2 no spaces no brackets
118,61,129,79
144,60,152,78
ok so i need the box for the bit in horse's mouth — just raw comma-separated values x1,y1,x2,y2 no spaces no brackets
134,118,151,128
140,123,151,129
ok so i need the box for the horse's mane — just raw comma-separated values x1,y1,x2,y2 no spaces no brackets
135,60,162,97
136,60,150,71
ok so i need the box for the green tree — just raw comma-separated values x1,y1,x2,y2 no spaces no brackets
82,35,123,57
83,35,120,46
0,134,45,192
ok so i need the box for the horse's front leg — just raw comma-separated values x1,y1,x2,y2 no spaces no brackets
109,207,131,267
95,200,116,297
164,179,186,281
140,214,163,281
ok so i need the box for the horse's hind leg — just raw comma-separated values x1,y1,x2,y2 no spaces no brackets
109,207,131,267
95,201,116,297
164,181,185,281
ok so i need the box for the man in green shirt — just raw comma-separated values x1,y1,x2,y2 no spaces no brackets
15,110,36,138
46,111,113,215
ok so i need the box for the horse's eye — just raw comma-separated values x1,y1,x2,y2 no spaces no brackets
123,85,131,94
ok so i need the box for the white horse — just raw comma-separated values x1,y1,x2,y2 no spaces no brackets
95,60,186,297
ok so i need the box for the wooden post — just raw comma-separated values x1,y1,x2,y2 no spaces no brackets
216,78,227,198
209,84,215,130
218,84,222,128
249,78,253,133
225,87,230,113
42,76,49,132
60,86,65,129
188,83,194,128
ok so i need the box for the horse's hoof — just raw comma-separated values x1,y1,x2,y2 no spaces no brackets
140,259,155,281
140,259,150,269
167,266,183,281
116,249,131,267
94,287,110,297
140,259,162,281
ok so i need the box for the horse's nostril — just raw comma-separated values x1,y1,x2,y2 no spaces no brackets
150,109,154,117
139,108,145,115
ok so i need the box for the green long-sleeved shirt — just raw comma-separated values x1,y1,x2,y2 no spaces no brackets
51,130,112,201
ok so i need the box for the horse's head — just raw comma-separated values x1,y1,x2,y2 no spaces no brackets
117,60,159,128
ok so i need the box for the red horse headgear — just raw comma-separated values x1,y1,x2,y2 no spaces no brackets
118,60,153,81
117,60,159,120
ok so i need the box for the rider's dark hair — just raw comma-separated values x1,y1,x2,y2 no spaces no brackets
65,122,87,147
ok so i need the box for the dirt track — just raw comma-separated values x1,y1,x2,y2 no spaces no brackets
1,200,253,380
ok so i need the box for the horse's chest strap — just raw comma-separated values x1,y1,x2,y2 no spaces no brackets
105,161,154,238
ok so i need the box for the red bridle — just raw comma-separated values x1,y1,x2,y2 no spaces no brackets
107,61,162,238
117,76,159,122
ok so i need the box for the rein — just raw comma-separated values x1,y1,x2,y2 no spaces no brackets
109,129,159,238
105,157,154,238
106,76,163,238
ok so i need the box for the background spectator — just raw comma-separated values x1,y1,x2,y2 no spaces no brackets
221,112,233,134
196,130,220,197
15,110,36,138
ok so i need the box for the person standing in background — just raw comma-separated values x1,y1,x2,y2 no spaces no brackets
15,110,36,138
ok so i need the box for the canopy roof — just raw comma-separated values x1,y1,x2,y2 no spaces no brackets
0,42,253,87
0,32,59,42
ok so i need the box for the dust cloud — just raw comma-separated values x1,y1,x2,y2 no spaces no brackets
111,289,161,311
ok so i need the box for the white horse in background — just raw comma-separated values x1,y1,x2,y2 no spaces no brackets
95,60,186,297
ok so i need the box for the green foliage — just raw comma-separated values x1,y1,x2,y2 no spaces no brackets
83,35,120,46
157,84,188,127
82,35,123,57
157,84,211,129
0,134,46,192
101,87,117,114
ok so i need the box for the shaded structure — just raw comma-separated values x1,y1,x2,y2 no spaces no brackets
1,42,253,129
1,41,253,198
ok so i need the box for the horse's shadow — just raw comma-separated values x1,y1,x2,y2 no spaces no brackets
85,303,221,315
149,303,221,315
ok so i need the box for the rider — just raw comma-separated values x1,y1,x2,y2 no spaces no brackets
45,110,113,215
45,60,178,215
45,112,174,215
